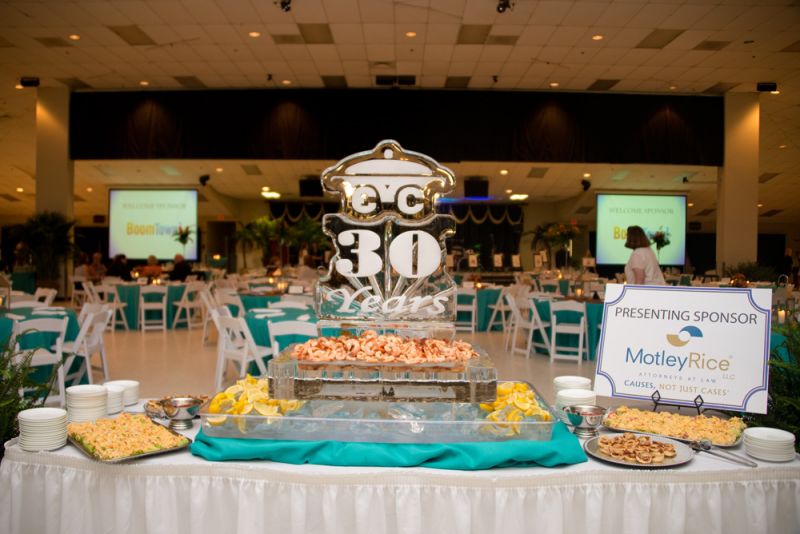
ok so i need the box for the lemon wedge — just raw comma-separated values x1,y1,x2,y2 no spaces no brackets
225,384,244,398
206,415,227,426
254,402,280,416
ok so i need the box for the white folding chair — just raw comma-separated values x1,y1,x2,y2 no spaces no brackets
455,288,477,332
139,285,168,331
33,287,57,306
267,320,318,354
527,296,553,356
94,283,129,330
199,289,217,344
549,300,587,364
268,299,310,309
9,300,46,309
13,317,69,407
172,281,205,329
77,302,110,327
214,316,272,390
486,287,512,331
214,288,244,318
61,310,113,384
71,275,87,308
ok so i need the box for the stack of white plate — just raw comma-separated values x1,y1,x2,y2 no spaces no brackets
17,407,67,452
106,384,125,414
744,427,796,462
553,376,592,396
104,380,140,406
66,385,107,423
555,388,597,423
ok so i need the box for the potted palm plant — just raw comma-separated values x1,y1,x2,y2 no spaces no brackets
15,211,77,291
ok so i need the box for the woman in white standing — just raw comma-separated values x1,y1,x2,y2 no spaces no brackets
624,225,666,285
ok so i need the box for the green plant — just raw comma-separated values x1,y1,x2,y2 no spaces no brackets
648,229,671,251
740,321,800,451
0,336,59,458
285,215,331,251
15,211,77,284
723,262,776,283
172,225,194,246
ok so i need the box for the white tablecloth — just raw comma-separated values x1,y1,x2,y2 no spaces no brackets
1,423,798,534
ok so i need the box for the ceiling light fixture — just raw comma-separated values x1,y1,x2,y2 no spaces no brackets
509,193,528,201
499,169,509,175
405,31,417,38
687,202,694,207
591,34,604,41
14,83,22,89
261,191,281,199
583,172,591,178
15,187,23,193
770,90,780,95
505,189,513,194
279,0,291,12
261,186,270,192
669,85,678,90
68,34,80,41
281,79,291,85
778,144,787,149
549,82,559,88
139,80,149,86
248,31,261,38
86,187,93,192
757,203,763,208
496,0,511,13
216,167,224,172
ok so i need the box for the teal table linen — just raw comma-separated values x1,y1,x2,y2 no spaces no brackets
191,421,587,470
244,307,317,374
532,300,604,360
114,284,186,329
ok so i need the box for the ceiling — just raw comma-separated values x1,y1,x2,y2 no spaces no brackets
0,0,798,223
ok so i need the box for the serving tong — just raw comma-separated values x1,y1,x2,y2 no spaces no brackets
688,439,758,468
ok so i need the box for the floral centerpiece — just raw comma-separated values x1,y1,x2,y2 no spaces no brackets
648,229,671,260
730,273,748,288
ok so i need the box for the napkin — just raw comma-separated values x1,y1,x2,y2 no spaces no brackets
191,422,587,470
31,310,66,316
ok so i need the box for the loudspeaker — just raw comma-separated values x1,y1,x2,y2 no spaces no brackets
688,221,701,231
756,82,777,92
463,178,489,198
93,215,106,224
299,177,323,197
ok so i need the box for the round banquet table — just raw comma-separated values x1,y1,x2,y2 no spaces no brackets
0,307,87,386
113,283,187,330
1,420,798,534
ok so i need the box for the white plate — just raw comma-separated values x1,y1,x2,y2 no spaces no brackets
585,435,694,468
743,427,795,444
18,407,67,422
67,385,107,397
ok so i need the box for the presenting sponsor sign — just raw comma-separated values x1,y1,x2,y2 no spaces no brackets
595,284,771,413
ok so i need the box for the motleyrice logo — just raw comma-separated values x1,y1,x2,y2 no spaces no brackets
666,325,704,347
625,325,730,372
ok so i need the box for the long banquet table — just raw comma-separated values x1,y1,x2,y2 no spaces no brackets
1,420,798,534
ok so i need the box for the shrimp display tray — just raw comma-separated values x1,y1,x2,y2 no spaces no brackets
199,386,555,444
267,346,497,403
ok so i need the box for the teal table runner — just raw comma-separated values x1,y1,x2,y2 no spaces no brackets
239,294,281,314
191,421,587,470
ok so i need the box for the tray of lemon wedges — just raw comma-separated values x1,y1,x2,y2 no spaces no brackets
199,377,555,443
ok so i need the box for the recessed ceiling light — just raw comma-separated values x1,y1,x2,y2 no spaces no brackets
770,90,780,95
509,193,529,201
281,79,291,85
86,187,93,192
248,31,261,38
14,84,22,89
15,187,23,193
499,169,509,175
139,80,149,86
778,144,787,149
405,31,417,38
505,189,513,194
591,34,604,41
261,186,270,192
669,85,678,90
261,191,281,199
757,202,763,208
687,202,694,207
583,172,591,178
549,82,559,88
68,34,81,41
215,167,224,172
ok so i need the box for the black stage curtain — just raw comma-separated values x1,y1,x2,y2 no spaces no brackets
71,89,723,165
439,204,524,270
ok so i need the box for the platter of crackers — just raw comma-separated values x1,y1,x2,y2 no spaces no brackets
584,433,694,468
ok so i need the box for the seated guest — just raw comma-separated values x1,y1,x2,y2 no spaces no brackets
169,254,192,282
87,252,107,283
107,254,132,281
135,255,163,279
74,253,90,278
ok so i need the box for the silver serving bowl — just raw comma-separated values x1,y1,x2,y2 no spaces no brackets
565,405,607,438
161,397,204,430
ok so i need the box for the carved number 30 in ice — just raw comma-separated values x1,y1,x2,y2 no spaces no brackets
335,229,440,279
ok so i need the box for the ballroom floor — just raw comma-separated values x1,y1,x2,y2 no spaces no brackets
93,325,639,409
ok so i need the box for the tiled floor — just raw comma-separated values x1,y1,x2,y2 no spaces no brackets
92,326,637,409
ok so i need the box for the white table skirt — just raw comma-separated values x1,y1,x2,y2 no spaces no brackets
1,425,799,534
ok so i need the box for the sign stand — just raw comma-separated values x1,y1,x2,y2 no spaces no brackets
651,390,706,415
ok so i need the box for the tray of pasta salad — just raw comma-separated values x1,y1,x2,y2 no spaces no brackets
603,406,746,448
67,413,191,463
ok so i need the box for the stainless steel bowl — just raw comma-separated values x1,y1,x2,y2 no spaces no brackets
565,405,607,438
161,397,204,430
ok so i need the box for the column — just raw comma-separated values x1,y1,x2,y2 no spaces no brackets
716,93,759,273
36,87,74,216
